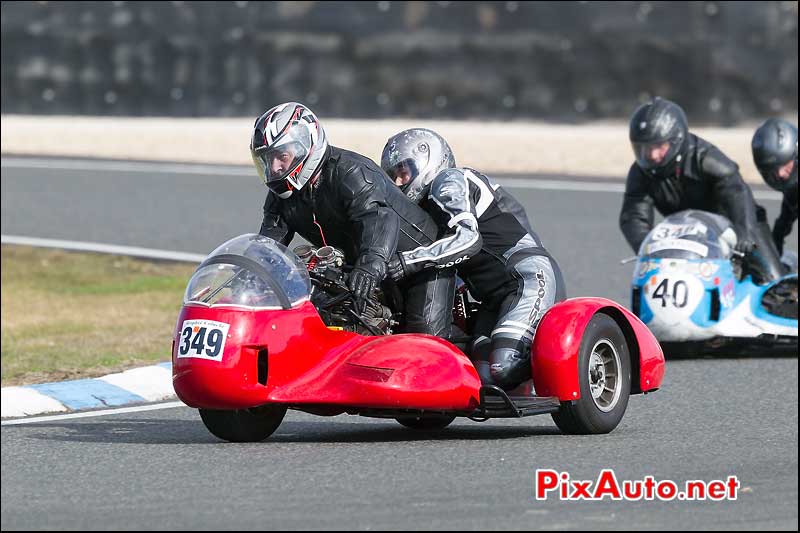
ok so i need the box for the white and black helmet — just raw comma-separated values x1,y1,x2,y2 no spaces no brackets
250,102,328,199
380,128,456,203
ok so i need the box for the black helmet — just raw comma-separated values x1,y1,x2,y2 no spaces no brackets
629,97,689,174
751,118,797,192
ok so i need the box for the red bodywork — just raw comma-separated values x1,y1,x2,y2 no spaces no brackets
531,298,665,399
172,302,481,411
172,298,664,412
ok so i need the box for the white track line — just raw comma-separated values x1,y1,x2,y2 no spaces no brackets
494,177,781,200
1,401,186,426
1,156,253,176
1,235,207,263
1,155,782,200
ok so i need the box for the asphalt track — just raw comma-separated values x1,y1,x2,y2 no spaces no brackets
1,157,798,530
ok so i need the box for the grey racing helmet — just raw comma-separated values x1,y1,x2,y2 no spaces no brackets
380,128,456,203
751,118,797,192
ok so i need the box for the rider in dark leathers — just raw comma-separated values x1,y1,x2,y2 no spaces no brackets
381,128,566,391
620,97,786,284
252,102,454,336
751,118,798,257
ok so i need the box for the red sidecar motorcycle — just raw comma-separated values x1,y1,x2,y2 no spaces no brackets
172,234,664,442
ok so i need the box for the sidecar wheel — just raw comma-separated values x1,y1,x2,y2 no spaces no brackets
199,404,287,442
396,414,456,430
552,313,631,435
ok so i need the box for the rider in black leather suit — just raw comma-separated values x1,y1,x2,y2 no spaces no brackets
620,97,786,284
751,118,798,257
252,102,454,336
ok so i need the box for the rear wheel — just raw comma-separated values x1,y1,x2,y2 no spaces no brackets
552,313,631,434
395,414,456,430
199,404,287,442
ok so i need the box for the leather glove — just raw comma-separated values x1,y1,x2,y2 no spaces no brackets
388,252,428,282
348,255,387,312
734,238,756,255
387,253,406,282
349,266,379,302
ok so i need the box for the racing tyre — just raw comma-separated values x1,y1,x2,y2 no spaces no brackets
199,404,287,442
395,414,456,430
552,313,631,435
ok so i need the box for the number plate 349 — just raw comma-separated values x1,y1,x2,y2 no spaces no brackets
177,319,230,361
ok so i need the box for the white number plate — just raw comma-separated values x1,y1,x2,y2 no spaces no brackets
650,222,707,241
177,319,230,361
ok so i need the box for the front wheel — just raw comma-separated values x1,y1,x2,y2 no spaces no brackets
199,404,287,442
396,414,456,430
552,313,631,435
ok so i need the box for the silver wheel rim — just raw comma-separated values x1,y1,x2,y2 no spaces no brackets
588,338,622,412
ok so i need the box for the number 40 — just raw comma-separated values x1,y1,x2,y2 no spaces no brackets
652,278,688,308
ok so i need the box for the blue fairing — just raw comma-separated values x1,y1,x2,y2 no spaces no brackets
746,273,798,328
636,288,654,325
633,259,798,331
629,210,796,345
633,258,737,326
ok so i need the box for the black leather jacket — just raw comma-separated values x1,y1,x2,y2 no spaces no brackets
773,180,798,255
620,134,758,252
259,145,439,272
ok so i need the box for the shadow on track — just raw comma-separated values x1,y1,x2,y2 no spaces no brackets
661,344,798,360
24,417,564,445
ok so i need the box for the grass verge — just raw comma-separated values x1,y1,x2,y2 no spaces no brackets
1,245,196,387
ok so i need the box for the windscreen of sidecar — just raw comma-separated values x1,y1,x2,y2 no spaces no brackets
183,234,311,309
638,211,732,261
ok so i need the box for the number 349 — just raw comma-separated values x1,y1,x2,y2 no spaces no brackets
178,326,224,358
